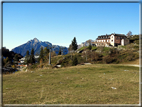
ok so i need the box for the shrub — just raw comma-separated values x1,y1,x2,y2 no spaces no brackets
77,55,84,64
40,59,43,68
68,60,73,66
11,65,16,69
103,55,115,64
28,64,38,70
92,52,100,61
133,53,139,59
125,55,133,61
51,51,56,57
61,59,68,67
134,45,139,50
72,56,78,66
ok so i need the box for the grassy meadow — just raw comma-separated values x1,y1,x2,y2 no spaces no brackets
3,64,139,104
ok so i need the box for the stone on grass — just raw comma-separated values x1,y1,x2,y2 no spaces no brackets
111,87,117,89
84,63,91,65
56,65,61,68
31,71,34,73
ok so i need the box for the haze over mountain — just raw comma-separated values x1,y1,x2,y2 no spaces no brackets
11,38,68,56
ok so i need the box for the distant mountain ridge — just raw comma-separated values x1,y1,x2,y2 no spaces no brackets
11,38,68,56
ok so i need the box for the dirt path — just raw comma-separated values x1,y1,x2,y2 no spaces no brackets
122,64,139,67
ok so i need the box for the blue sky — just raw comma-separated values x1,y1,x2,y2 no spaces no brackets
3,2,139,50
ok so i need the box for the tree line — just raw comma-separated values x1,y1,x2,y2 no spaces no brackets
2,47,23,67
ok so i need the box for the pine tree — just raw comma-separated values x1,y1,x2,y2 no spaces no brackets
88,43,92,50
43,47,49,61
30,48,35,64
14,54,19,62
43,47,49,56
39,47,44,61
72,56,78,66
71,37,78,51
25,50,30,64
58,49,61,55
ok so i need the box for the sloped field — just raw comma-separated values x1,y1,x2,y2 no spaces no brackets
3,64,139,104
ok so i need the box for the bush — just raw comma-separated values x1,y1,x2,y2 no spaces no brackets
68,60,73,66
77,55,84,64
134,45,139,50
125,55,133,61
72,56,78,66
92,52,100,61
11,65,16,69
61,59,68,67
51,51,56,57
28,64,38,70
103,55,115,64
40,59,43,68
133,53,139,59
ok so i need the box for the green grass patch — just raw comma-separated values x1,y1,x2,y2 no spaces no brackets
78,46,87,51
103,47,110,51
3,64,139,104
91,46,97,51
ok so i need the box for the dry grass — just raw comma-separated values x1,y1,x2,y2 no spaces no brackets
119,59,139,65
3,64,139,104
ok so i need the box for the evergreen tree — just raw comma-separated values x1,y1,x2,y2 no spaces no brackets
58,49,61,55
25,50,30,64
30,48,35,64
14,54,19,62
71,37,78,51
72,56,78,66
43,47,49,56
88,43,92,50
39,47,44,61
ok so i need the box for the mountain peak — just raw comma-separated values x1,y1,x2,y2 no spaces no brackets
33,38,39,42
12,38,68,56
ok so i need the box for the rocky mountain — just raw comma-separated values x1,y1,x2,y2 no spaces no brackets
11,38,68,56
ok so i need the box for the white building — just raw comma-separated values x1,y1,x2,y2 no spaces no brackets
19,55,39,64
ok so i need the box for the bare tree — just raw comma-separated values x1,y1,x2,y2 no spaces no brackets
127,31,132,38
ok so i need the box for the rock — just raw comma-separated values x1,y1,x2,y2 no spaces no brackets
56,65,61,68
84,63,91,65
111,87,117,89
25,69,28,72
